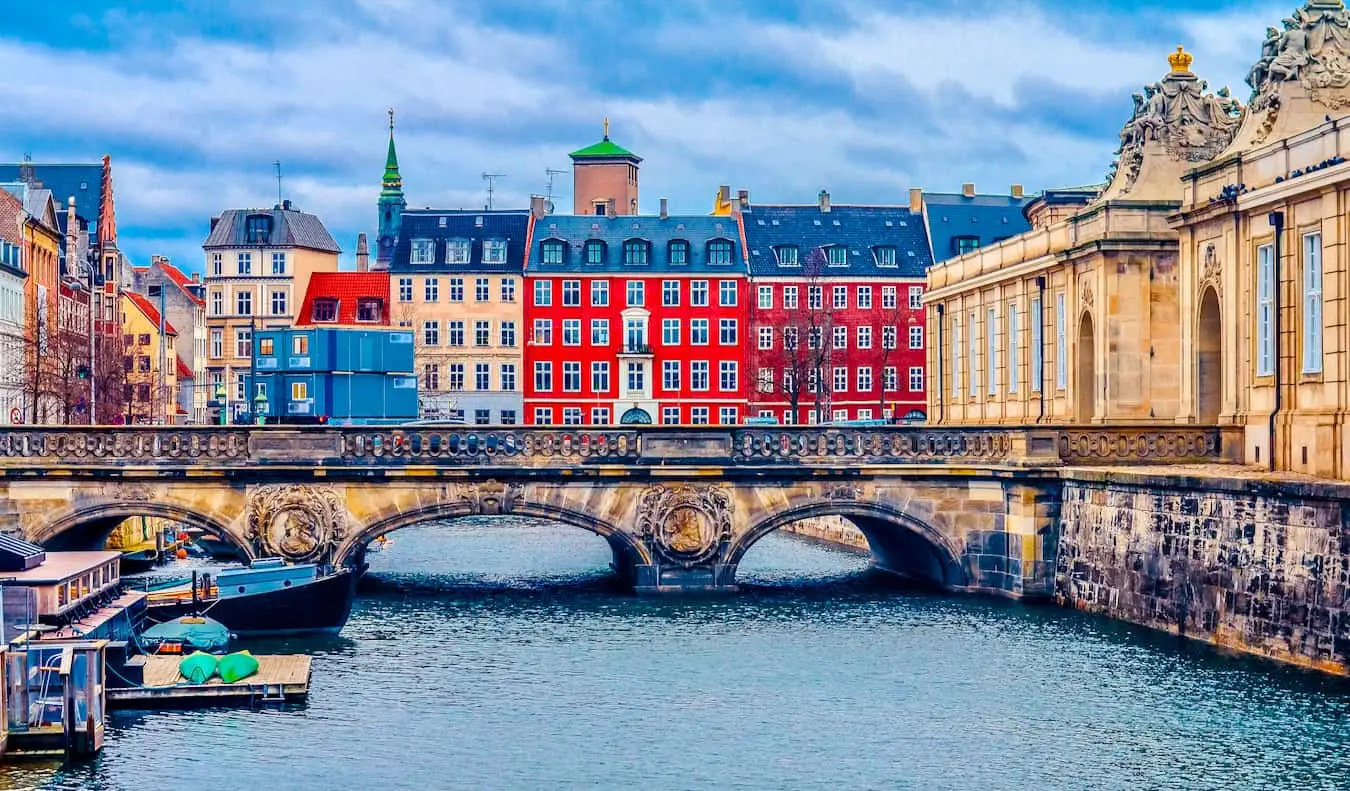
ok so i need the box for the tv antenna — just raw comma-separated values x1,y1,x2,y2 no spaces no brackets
482,172,505,210
274,160,283,205
545,168,566,210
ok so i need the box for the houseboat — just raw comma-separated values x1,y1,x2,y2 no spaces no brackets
144,559,355,637
0,536,144,644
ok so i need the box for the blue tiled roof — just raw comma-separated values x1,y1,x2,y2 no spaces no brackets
923,192,1033,263
203,205,341,252
528,214,742,274
0,164,102,231
390,209,529,274
740,204,931,278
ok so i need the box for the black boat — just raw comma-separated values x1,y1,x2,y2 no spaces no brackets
143,559,356,637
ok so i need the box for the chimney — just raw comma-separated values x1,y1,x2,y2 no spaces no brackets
718,185,730,205
64,196,77,274
659,197,668,220
908,188,923,214
530,194,549,218
281,199,293,211
1011,184,1025,199
737,189,750,209
818,189,831,213
962,182,976,198
355,232,370,272
191,272,200,283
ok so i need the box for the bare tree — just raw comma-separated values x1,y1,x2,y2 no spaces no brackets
748,247,836,425
874,283,907,420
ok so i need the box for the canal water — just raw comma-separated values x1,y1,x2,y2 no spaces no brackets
6,517,1350,790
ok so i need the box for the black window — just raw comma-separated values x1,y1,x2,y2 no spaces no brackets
312,299,338,322
244,214,272,244
955,236,981,255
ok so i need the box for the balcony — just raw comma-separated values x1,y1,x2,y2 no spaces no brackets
619,343,652,356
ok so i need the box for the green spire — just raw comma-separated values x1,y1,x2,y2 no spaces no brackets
381,107,403,197
569,117,641,161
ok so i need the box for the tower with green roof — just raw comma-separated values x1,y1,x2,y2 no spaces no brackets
376,108,407,269
570,118,641,216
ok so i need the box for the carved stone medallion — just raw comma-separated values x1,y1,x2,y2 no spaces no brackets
635,485,733,566
246,485,347,562
454,480,525,516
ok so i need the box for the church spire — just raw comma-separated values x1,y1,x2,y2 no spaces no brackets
381,108,403,197
375,108,407,270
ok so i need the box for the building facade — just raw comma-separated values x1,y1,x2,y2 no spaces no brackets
202,202,340,421
570,123,641,217
0,190,26,423
131,256,207,422
252,327,417,424
1,183,63,423
920,184,1033,263
741,193,933,424
524,211,748,426
389,210,528,424
375,112,406,271
120,291,178,424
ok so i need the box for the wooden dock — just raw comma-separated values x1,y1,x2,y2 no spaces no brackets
107,654,312,708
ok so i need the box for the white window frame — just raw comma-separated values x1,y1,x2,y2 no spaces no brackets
1008,302,1019,394
1302,232,1323,374
1030,296,1042,392
1055,292,1066,390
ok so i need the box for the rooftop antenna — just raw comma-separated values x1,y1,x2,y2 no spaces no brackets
274,160,283,205
545,168,566,211
482,172,505,211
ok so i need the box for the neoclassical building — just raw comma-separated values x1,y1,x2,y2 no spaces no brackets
927,0,1350,480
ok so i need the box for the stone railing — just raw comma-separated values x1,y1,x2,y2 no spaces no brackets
0,424,1232,472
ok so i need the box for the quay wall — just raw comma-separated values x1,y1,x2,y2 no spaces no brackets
1054,469,1350,675
779,517,870,553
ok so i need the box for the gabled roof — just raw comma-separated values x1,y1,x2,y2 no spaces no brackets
154,259,205,306
0,164,102,231
390,209,529,274
740,204,931,278
296,271,391,326
203,205,341,253
124,291,178,335
176,356,194,379
528,214,743,274
923,192,1033,263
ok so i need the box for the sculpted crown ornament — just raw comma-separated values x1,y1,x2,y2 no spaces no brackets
1247,0,1350,110
1168,45,1194,73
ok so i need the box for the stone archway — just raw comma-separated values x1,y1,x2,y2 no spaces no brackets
1197,286,1222,423
33,500,253,561
1076,311,1097,423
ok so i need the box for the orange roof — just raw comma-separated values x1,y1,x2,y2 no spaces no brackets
176,355,193,379
125,291,178,335
296,271,390,326
155,259,205,306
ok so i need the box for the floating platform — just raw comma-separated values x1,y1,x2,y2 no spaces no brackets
107,654,312,708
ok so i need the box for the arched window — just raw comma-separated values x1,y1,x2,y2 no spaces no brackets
623,239,650,266
707,239,733,265
540,239,566,265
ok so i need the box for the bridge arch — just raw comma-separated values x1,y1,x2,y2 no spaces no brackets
33,500,254,561
729,501,968,590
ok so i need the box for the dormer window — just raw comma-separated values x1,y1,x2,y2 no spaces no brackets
312,299,339,323
541,240,565,264
668,240,689,265
826,246,848,267
954,236,981,255
244,213,272,245
356,298,383,323
623,239,650,266
707,239,733,265
482,239,507,264
774,245,799,267
410,239,435,265
446,239,471,264
585,240,606,265
873,246,897,267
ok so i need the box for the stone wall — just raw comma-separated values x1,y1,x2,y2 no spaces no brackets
1055,469,1350,674
779,516,870,552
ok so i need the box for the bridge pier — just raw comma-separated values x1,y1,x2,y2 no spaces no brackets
629,561,738,594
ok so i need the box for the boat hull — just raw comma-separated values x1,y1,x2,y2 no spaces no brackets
146,570,356,637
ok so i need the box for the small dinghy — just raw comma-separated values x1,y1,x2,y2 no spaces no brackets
140,615,232,654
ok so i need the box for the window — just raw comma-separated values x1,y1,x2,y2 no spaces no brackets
265,290,286,316
987,308,998,395
500,363,516,391
411,239,435,264
449,277,464,302
476,363,490,391
236,252,252,275
1030,297,1043,392
138,333,151,346
500,321,517,347
857,286,872,310
563,319,581,346
909,287,923,309
423,320,440,346
857,326,872,349
758,327,773,350
448,321,465,347
501,278,516,302
591,407,611,425
424,278,439,302
956,236,981,255
293,335,309,355
833,326,847,350
691,361,709,391
690,280,708,306
500,409,517,425
909,326,923,349
808,286,822,310
447,239,471,264
475,320,490,347
211,252,223,276
784,286,799,310
968,312,978,396
625,319,647,351
690,318,709,345
234,328,252,358
291,381,308,401
757,368,774,393
561,280,581,306
775,246,799,267
951,316,961,397
474,409,491,425
423,364,439,390
1055,293,1066,390
690,407,710,425
352,298,381,323
585,240,605,266
663,280,680,307
668,240,689,266
592,362,610,393
833,366,847,393
210,328,222,359
719,407,738,425
1303,232,1323,374
884,366,898,392
783,369,796,393
533,407,552,424
1256,244,1275,377
626,362,645,393
309,298,336,323
662,318,680,346
448,364,465,391
663,360,680,390
210,291,223,316
857,367,873,392
808,328,822,349
662,406,680,425
591,319,609,345
563,361,581,392
624,239,649,266
719,361,738,391
541,240,565,264
137,355,151,373
626,280,644,307
824,246,847,267
832,286,847,310
592,281,609,307
719,319,737,345
719,281,737,306
707,240,733,265
398,277,413,302
858,409,873,421
909,367,924,392
873,246,896,267
752,286,772,312
264,251,284,275
482,239,507,264
475,278,490,302
784,327,798,350
232,290,253,318
534,361,552,391
532,319,552,345
1008,303,1019,394
533,280,551,307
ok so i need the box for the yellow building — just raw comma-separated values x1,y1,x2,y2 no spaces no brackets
202,202,339,420
121,291,178,423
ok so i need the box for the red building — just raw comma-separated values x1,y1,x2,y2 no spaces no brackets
296,271,391,327
739,192,933,423
523,212,748,425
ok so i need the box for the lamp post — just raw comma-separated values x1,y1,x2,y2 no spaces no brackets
253,389,268,426
214,382,226,426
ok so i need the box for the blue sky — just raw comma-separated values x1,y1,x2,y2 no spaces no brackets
0,0,1291,271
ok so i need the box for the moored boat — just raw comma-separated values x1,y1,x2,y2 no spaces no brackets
143,559,355,637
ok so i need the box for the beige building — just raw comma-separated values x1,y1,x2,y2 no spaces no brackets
927,0,1350,481
202,202,339,419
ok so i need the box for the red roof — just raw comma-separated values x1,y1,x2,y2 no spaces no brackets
176,356,193,379
155,259,205,306
296,271,391,326
125,291,178,335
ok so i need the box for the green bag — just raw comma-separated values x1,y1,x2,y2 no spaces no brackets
217,650,259,683
178,651,218,683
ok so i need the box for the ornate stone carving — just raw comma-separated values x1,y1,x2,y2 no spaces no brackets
1081,280,1094,309
454,480,525,515
113,482,153,502
635,485,733,566
826,483,862,501
1248,2,1350,109
1201,244,1222,295
246,485,347,562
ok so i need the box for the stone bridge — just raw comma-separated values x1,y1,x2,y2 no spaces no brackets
0,425,1235,594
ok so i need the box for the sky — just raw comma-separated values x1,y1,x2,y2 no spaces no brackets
0,0,1294,272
